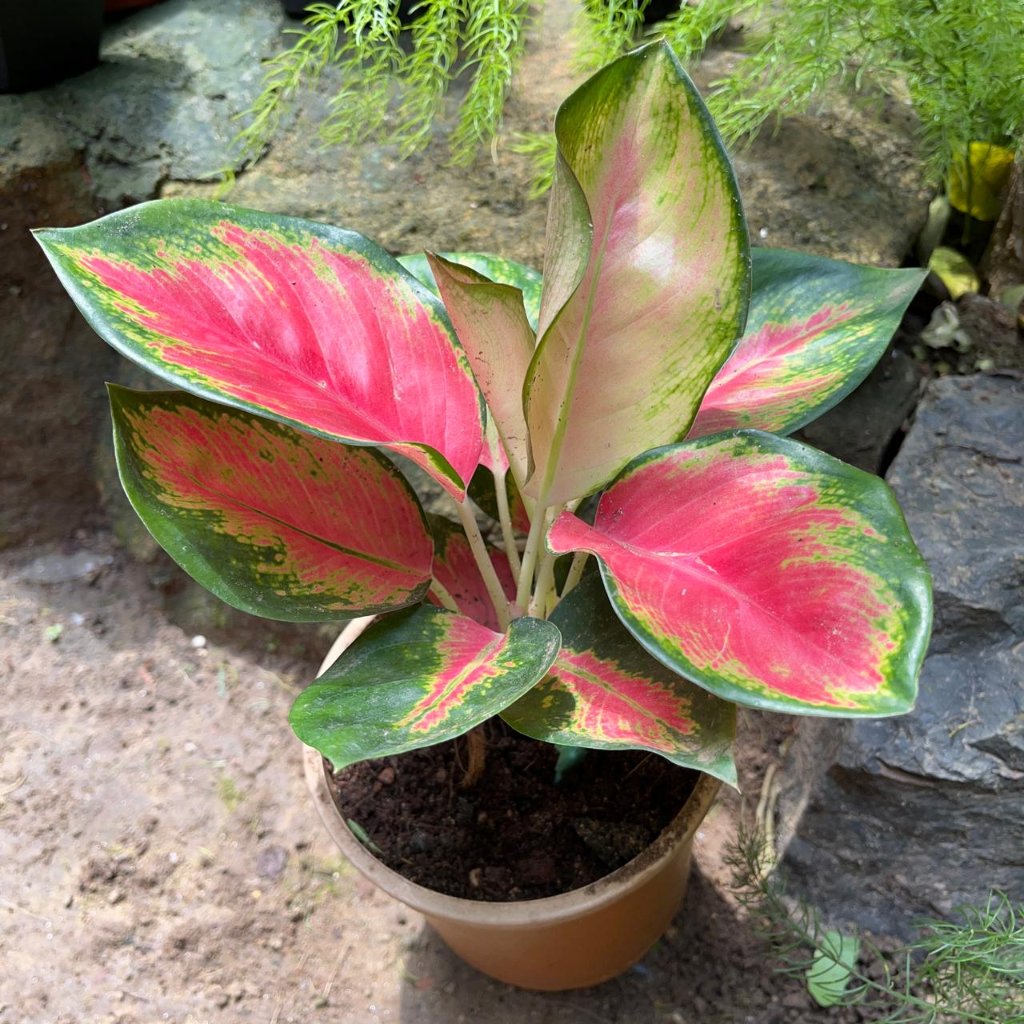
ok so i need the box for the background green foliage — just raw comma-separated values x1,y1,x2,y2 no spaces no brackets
728,828,1024,1024
237,0,1024,197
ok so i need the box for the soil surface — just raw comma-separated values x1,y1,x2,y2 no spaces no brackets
330,730,698,901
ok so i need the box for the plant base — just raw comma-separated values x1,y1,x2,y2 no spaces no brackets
303,744,719,990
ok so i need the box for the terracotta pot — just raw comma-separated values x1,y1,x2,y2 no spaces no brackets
303,743,719,990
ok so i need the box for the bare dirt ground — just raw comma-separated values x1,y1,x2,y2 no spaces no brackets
0,530,846,1024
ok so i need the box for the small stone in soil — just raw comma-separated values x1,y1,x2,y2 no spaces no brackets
377,766,395,785
409,830,433,854
256,844,288,880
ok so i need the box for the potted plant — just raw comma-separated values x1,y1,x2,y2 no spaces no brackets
35,42,932,991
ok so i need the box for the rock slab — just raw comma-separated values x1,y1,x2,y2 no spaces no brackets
777,374,1024,937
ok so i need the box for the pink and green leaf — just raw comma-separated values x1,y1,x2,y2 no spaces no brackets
502,575,737,785
547,431,932,717
428,516,516,632
426,253,536,484
689,249,925,439
398,251,542,329
35,199,484,499
289,606,562,768
109,386,434,620
524,41,750,506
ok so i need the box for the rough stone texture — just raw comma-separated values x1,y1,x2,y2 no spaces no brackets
795,348,923,474
53,0,285,208
0,0,284,549
0,146,115,548
776,374,1024,937
166,9,932,270
695,50,932,268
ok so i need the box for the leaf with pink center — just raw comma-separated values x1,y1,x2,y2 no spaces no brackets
427,253,536,485
428,516,516,632
35,199,484,499
502,576,736,784
109,386,434,620
398,251,542,328
689,249,924,439
524,42,749,506
547,431,932,716
289,606,562,768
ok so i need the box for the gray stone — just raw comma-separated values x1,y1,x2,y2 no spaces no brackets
694,50,931,268
795,348,923,474
47,0,285,207
776,374,1024,937
0,153,116,548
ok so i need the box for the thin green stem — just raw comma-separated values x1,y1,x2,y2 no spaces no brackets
515,501,551,611
527,550,557,618
429,577,460,613
454,498,512,631
484,415,523,578
559,550,590,601
492,465,522,578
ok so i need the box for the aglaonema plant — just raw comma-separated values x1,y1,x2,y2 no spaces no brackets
35,42,932,795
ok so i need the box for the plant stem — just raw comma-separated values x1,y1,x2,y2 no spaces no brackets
515,501,552,612
459,726,488,787
491,465,522,578
559,550,590,601
429,577,460,613
454,498,512,630
317,615,375,676
528,550,558,617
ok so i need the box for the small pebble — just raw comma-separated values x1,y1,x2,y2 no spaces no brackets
190,634,207,649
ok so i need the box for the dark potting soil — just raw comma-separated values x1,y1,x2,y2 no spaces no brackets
327,723,698,902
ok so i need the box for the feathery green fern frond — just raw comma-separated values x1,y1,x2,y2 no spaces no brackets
727,826,1024,1024
575,0,649,72
232,0,1024,209
449,0,530,164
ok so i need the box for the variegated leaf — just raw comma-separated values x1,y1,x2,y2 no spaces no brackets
503,576,737,784
35,200,484,499
690,248,924,438
427,253,536,484
398,251,542,329
109,386,434,620
547,431,932,716
524,42,749,506
290,605,562,768
428,516,516,632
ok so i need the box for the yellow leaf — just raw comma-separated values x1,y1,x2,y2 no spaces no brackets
928,247,979,300
947,142,1015,221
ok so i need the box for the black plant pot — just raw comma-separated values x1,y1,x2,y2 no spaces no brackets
0,1,104,93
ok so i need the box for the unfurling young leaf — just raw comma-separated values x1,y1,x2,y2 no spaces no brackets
524,41,750,506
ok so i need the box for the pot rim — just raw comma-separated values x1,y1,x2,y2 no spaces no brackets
302,741,720,928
